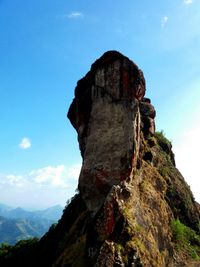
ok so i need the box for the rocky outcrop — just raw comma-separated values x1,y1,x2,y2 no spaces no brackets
68,51,152,212
140,98,156,135
63,51,199,266
1,51,200,267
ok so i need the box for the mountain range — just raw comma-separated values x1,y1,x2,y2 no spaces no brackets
0,203,63,245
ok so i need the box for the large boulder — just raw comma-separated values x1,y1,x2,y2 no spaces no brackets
68,51,148,212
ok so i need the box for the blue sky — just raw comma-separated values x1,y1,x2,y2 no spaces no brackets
0,0,200,209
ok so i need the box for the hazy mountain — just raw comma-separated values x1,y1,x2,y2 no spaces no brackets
0,204,63,245
0,203,12,217
0,204,63,221
0,216,53,245
33,205,64,221
7,207,33,220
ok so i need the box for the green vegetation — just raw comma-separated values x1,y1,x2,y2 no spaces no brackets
155,131,174,159
115,243,124,253
155,130,171,146
0,238,39,263
0,216,53,245
133,238,145,253
139,180,150,192
0,243,12,257
0,238,38,251
171,219,200,260
135,223,143,233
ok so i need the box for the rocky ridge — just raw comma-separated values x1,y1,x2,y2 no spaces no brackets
0,51,200,267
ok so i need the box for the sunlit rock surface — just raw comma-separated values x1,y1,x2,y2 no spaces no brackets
68,51,152,212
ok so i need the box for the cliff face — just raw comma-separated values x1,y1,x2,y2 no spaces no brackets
68,51,147,212
1,51,200,267
47,51,200,266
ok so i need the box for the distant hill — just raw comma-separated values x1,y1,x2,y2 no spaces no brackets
0,203,12,217
32,205,64,221
0,204,63,245
0,204,63,221
0,216,53,245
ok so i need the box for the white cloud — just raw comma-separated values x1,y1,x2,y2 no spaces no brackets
173,121,200,203
0,174,25,187
0,164,81,190
161,16,168,28
67,12,83,19
19,137,31,149
30,165,68,188
184,0,193,5
6,175,24,187
67,164,82,180
0,163,81,209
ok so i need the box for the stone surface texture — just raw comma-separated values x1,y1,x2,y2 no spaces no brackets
68,51,151,212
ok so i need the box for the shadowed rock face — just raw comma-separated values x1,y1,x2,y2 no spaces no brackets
68,51,152,212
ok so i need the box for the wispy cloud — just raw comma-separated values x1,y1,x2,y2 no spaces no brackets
0,164,81,208
19,137,31,149
30,165,67,187
30,164,81,188
161,16,168,28
5,175,25,187
67,11,83,19
0,164,81,189
56,12,84,20
184,0,193,5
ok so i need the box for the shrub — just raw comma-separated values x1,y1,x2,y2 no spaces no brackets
171,219,200,260
155,131,171,152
